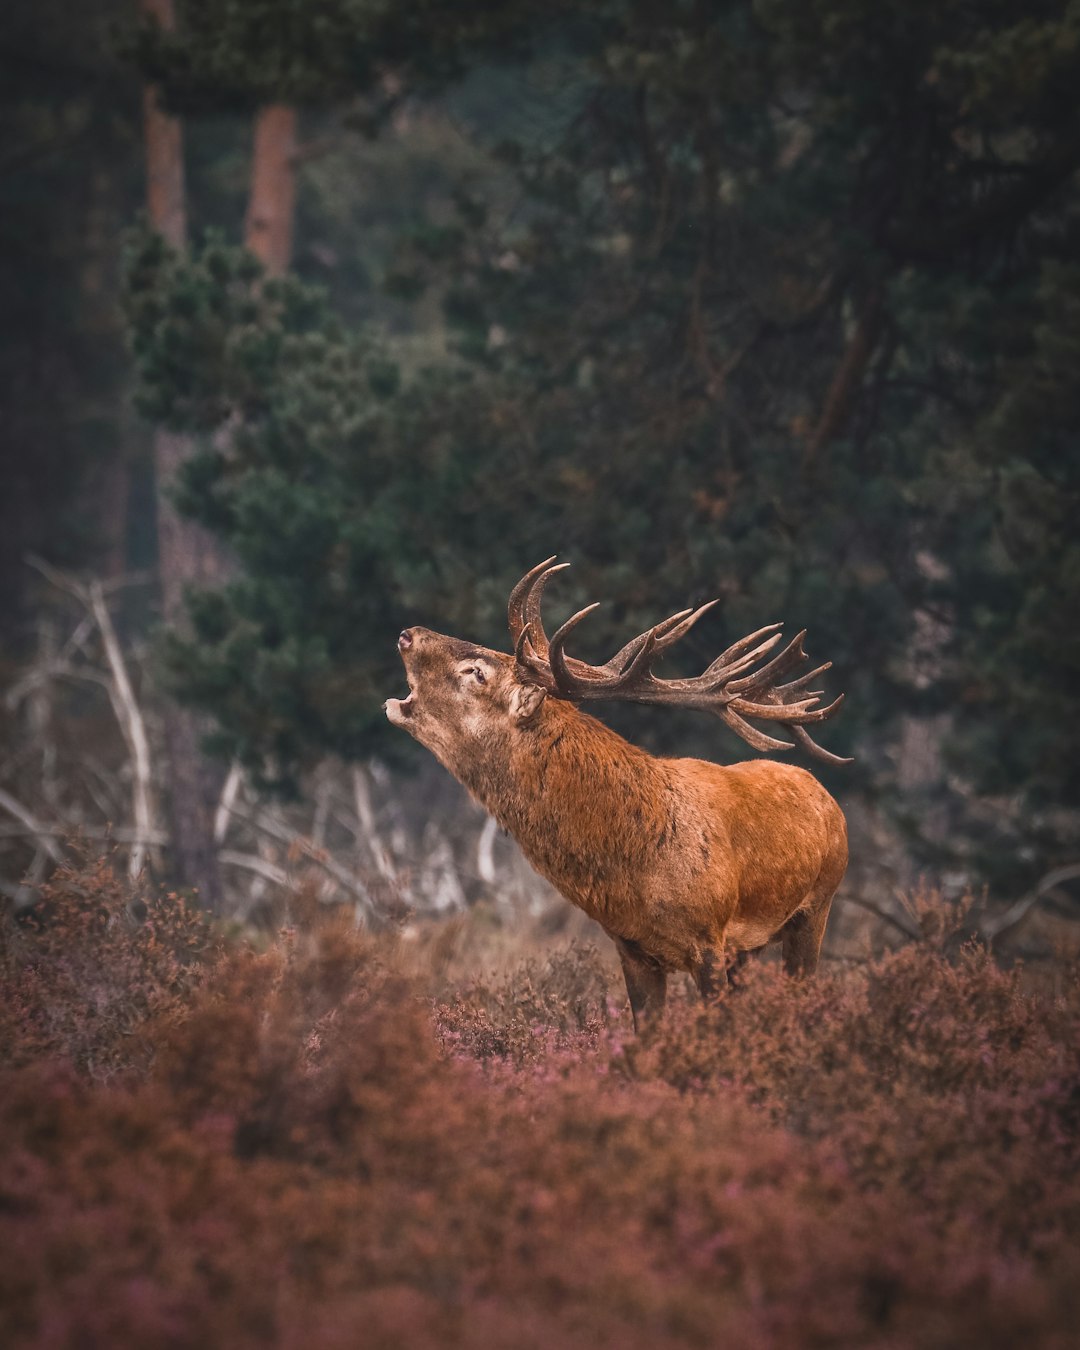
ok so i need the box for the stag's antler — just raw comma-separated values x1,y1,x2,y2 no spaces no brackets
508,558,852,765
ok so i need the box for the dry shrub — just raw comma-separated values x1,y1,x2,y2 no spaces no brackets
623,948,1080,1260
2,862,1080,1348
0,855,214,1077
433,942,618,1065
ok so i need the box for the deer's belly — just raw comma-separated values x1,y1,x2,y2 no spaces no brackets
723,913,785,950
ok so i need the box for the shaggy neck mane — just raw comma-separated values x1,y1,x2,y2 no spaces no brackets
449,699,674,895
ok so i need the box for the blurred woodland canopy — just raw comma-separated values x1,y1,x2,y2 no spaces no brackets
3,0,1079,894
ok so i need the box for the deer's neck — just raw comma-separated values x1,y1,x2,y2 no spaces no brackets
457,702,675,906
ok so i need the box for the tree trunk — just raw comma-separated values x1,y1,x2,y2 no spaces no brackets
139,0,225,912
245,104,298,274
95,453,131,580
80,163,133,582
803,284,885,471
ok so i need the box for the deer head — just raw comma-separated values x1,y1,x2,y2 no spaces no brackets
385,627,547,773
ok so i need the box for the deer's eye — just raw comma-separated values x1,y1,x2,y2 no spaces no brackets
472,667,487,685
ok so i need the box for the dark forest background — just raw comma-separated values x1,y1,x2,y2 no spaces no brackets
2,0,1078,927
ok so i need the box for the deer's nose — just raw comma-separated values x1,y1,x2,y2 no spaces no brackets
398,629,414,651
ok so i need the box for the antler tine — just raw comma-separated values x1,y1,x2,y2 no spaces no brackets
729,695,825,721
523,562,570,659
563,599,723,691
508,557,555,637
774,661,833,698
650,599,721,656
601,601,720,679
513,621,558,692
547,603,603,693
789,723,854,766
508,557,567,657
719,707,795,753
513,622,533,667
706,623,782,673
600,629,661,678
724,630,808,696
702,630,785,685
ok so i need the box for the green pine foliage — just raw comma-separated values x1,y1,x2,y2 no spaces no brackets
125,0,547,117
947,261,1080,808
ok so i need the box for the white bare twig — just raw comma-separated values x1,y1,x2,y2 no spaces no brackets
310,766,333,850
87,580,156,880
4,615,95,710
0,787,65,865
0,823,169,847
214,761,243,844
352,763,397,881
980,863,1080,944
219,849,289,888
477,814,498,886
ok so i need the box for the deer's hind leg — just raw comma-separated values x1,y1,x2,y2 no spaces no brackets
781,868,843,977
690,944,728,1003
781,815,848,977
691,942,766,1003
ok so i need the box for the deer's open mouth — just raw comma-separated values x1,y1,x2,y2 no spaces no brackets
384,687,417,725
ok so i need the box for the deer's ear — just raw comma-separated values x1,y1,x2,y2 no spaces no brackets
509,682,547,726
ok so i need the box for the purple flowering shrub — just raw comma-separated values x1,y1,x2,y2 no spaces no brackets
2,865,1079,1348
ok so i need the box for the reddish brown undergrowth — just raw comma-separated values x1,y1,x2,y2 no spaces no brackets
2,865,1079,1348
0,856,214,1077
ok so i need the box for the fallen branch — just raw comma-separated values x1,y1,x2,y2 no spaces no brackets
224,801,376,919
838,893,921,942
980,863,1080,944
0,823,169,847
218,848,289,888
0,787,65,865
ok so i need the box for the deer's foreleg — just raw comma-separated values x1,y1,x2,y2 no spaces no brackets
615,937,667,1032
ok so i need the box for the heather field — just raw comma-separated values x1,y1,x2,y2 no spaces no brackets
2,863,1079,1350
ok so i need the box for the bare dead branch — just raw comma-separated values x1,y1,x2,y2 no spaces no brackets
352,764,398,882
0,787,65,865
477,815,498,886
838,893,921,942
224,801,377,919
87,580,156,880
214,761,243,845
803,283,885,470
21,557,159,882
980,863,1080,944
0,823,169,847
218,849,289,888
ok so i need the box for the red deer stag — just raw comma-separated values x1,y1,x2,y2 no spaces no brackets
385,559,850,1028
